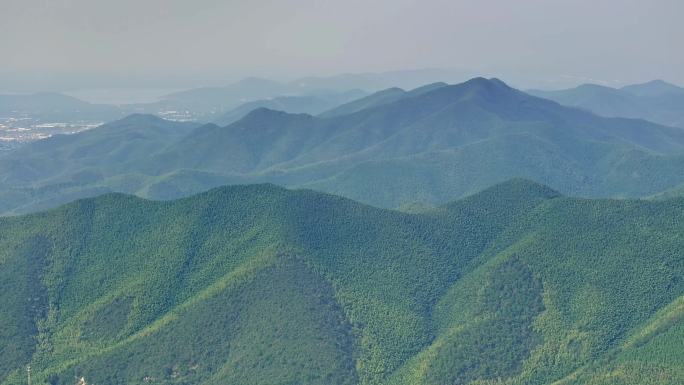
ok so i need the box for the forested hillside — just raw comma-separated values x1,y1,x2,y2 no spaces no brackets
1,179,682,385
2,77,684,214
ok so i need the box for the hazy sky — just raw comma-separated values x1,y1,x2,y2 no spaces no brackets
1,0,682,91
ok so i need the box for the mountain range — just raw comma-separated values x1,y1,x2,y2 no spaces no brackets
528,80,684,128
0,93,124,122
2,77,684,215
212,89,368,126
0,81,364,125
164,68,475,107
1,179,682,385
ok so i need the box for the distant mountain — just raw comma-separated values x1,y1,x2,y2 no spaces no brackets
649,181,684,200
1,180,683,385
0,113,197,184
213,89,367,126
621,79,684,97
319,82,447,118
159,69,474,115
528,80,684,128
144,77,684,206
0,92,123,121
0,114,199,213
291,68,475,91
2,77,684,214
162,77,291,111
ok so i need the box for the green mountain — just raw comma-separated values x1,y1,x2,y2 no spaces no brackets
3,77,684,214
528,80,684,128
1,179,682,385
0,114,199,214
146,77,684,206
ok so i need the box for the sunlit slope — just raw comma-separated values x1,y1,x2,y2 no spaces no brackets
0,180,682,385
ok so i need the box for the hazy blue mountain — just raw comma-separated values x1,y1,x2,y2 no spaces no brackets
0,92,123,121
319,87,406,117
319,82,447,118
160,69,472,114
162,77,291,108
158,77,373,119
621,79,684,97
2,77,684,214
528,80,684,128
1,180,683,385
291,68,474,91
213,89,367,126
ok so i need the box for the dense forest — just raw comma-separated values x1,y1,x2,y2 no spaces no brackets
1,179,682,385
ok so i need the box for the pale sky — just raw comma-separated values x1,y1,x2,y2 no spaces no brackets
1,0,682,91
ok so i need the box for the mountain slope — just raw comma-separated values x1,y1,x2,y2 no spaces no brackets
212,90,367,126
0,114,199,213
319,87,407,118
0,114,197,184
0,180,682,385
528,80,684,128
144,77,684,207
319,83,447,118
2,77,684,214
159,77,684,171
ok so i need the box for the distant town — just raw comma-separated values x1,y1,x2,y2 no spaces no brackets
0,110,198,151
0,116,101,150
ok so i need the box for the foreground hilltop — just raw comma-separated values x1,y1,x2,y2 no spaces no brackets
1,179,682,385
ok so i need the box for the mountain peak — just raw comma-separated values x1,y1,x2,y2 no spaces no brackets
621,79,684,97
480,178,561,198
467,178,561,202
443,178,561,212
243,107,311,119
420,77,517,105
454,77,513,93
115,113,168,125
232,107,315,127
463,76,508,86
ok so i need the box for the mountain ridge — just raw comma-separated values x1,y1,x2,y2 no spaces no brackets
1,77,684,214
1,179,682,385
528,80,684,128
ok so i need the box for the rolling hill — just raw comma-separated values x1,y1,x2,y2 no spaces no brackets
0,179,682,385
528,80,684,128
2,77,684,214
